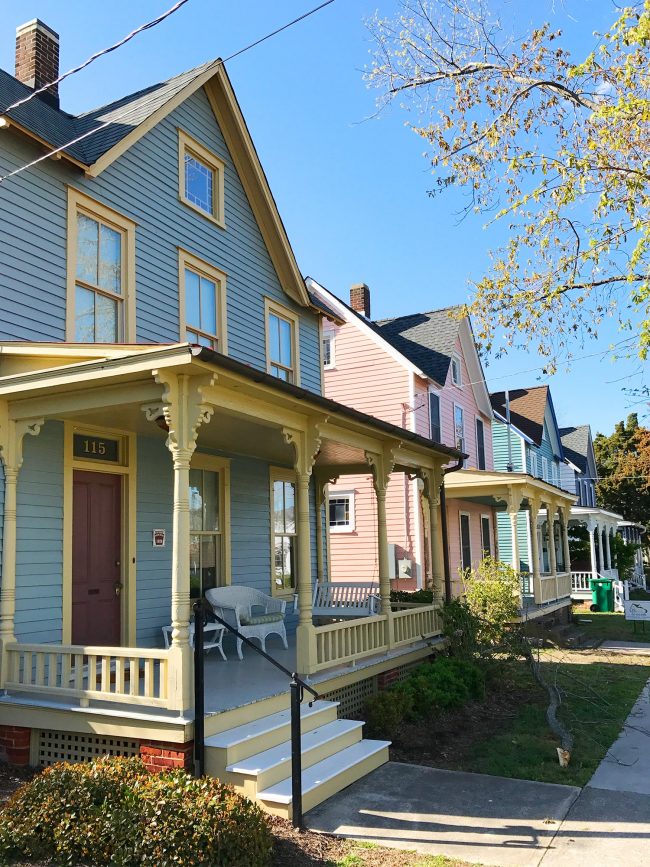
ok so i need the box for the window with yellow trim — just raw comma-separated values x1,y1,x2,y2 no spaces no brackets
178,129,225,227
67,189,135,343
179,250,227,352
270,469,297,595
265,299,299,384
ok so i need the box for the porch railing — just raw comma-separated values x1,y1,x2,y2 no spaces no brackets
3,643,171,708
572,571,592,593
309,603,441,672
539,576,559,604
557,572,572,599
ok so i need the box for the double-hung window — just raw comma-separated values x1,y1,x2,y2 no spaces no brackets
189,461,229,598
329,491,355,533
179,250,227,351
460,513,472,572
271,470,297,594
67,189,135,343
476,418,486,470
530,452,538,478
266,299,299,384
542,457,549,482
429,392,441,443
178,130,225,227
481,515,492,558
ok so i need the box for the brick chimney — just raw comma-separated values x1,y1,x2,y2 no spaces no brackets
350,283,371,319
15,19,60,109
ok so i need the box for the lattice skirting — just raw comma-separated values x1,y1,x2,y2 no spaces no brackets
37,730,140,767
322,658,427,717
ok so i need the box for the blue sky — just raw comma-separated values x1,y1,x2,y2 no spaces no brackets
1,0,643,435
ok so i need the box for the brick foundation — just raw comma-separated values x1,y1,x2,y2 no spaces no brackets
0,725,31,766
377,668,400,690
139,740,194,772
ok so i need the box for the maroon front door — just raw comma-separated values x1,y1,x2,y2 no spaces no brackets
72,470,122,646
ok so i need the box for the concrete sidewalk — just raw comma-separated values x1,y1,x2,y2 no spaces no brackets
306,763,580,867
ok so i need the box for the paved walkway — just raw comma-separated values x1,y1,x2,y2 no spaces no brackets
598,640,650,656
307,677,650,867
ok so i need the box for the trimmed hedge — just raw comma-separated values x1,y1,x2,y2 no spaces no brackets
364,656,485,738
0,756,272,866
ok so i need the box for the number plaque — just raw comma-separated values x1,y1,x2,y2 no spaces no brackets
73,433,120,463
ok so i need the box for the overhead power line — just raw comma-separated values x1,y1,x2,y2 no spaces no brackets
3,0,192,115
0,0,337,185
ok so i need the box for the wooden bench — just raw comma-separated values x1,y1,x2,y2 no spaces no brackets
312,582,380,619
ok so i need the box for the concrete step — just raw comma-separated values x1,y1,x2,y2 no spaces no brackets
257,739,390,818
226,719,365,792
205,700,339,768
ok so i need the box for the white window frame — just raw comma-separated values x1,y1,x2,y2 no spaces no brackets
530,451,538,478
322,334,335,369
459,512,472,572
178,248,228,353
542,456,549,482
178,128,226,228
328,490,355,533
265,297,301,385
480,514,492,558
453,403,465,453
66,187,136,343
450,354,462,386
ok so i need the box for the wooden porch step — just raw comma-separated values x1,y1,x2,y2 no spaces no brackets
226,719,364,791
205,700,338,765
256,739,390,818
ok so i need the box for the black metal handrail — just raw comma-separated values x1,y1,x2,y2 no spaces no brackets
192,598,320,829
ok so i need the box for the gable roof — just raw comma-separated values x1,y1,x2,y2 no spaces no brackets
559,425,591,475
490,386,550,447
374,307,462,386
0,61,311,308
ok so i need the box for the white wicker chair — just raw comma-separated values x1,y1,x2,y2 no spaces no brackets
205,586,288,660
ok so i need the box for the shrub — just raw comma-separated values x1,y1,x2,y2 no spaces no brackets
463,556,522,649
363,688,414,739
0,756,272,867
390,589,434,604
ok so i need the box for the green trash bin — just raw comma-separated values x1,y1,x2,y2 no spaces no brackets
590,578,614,612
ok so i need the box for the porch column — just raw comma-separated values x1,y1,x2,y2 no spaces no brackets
283,421,327,674
506,486,522,573
0,416,43,688
423,469,444,606
529,498,542,604
366,448,398,616
605,529,612,574
587,520,598,579
546,502,558,598
144,372,215,712
560,507,571,574
314,475,327,585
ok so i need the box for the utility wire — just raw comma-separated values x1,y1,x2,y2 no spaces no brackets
0,0,337,185
3,0,192,114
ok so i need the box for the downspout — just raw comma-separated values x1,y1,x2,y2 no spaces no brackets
440,455,466,603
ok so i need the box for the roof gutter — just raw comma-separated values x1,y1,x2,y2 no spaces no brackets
440,454,466,603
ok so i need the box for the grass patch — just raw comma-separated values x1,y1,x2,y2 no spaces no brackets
449,657,649,786
573,608,650,643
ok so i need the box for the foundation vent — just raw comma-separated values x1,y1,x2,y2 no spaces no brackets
37,730,139,766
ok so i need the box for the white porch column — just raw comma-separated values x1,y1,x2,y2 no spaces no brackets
529,498,542,604
605,529,612,573
144,372,214,712
0,415,43,688
366,448,398,617
506,486,522,585
546,501,558,598
423,469,444,607
560,507,571,574
587,519,598,579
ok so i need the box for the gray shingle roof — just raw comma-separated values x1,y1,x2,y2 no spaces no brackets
373,307,463,385
0,61,215,166
559,425,591,474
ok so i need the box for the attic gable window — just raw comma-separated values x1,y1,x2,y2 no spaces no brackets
67,188,135,343
178,129,225,228
450,355,462,386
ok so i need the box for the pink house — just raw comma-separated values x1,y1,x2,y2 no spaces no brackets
309,279,497,596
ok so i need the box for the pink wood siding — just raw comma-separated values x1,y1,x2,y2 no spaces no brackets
414,377,431,438
323,321,410,427
446,500,498,596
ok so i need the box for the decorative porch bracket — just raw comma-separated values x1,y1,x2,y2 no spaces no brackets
0,407,44,688
142,371,215,712
365,444,401,617
420,467,445,606
282,417,328,674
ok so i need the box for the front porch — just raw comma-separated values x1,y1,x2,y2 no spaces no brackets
0,343,454,730
569,507,622,600
444,469,576,620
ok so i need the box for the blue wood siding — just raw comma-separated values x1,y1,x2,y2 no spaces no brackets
495,510,530,577
491,421,524,472
0,89,322,391
15,421,64,643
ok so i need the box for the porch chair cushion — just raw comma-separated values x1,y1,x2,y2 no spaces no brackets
205,586,288,660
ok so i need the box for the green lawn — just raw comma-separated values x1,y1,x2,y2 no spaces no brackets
573,608,650,643
448,657,649,787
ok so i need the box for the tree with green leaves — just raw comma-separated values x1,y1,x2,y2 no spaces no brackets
367,0,650,367
594,413,650,527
